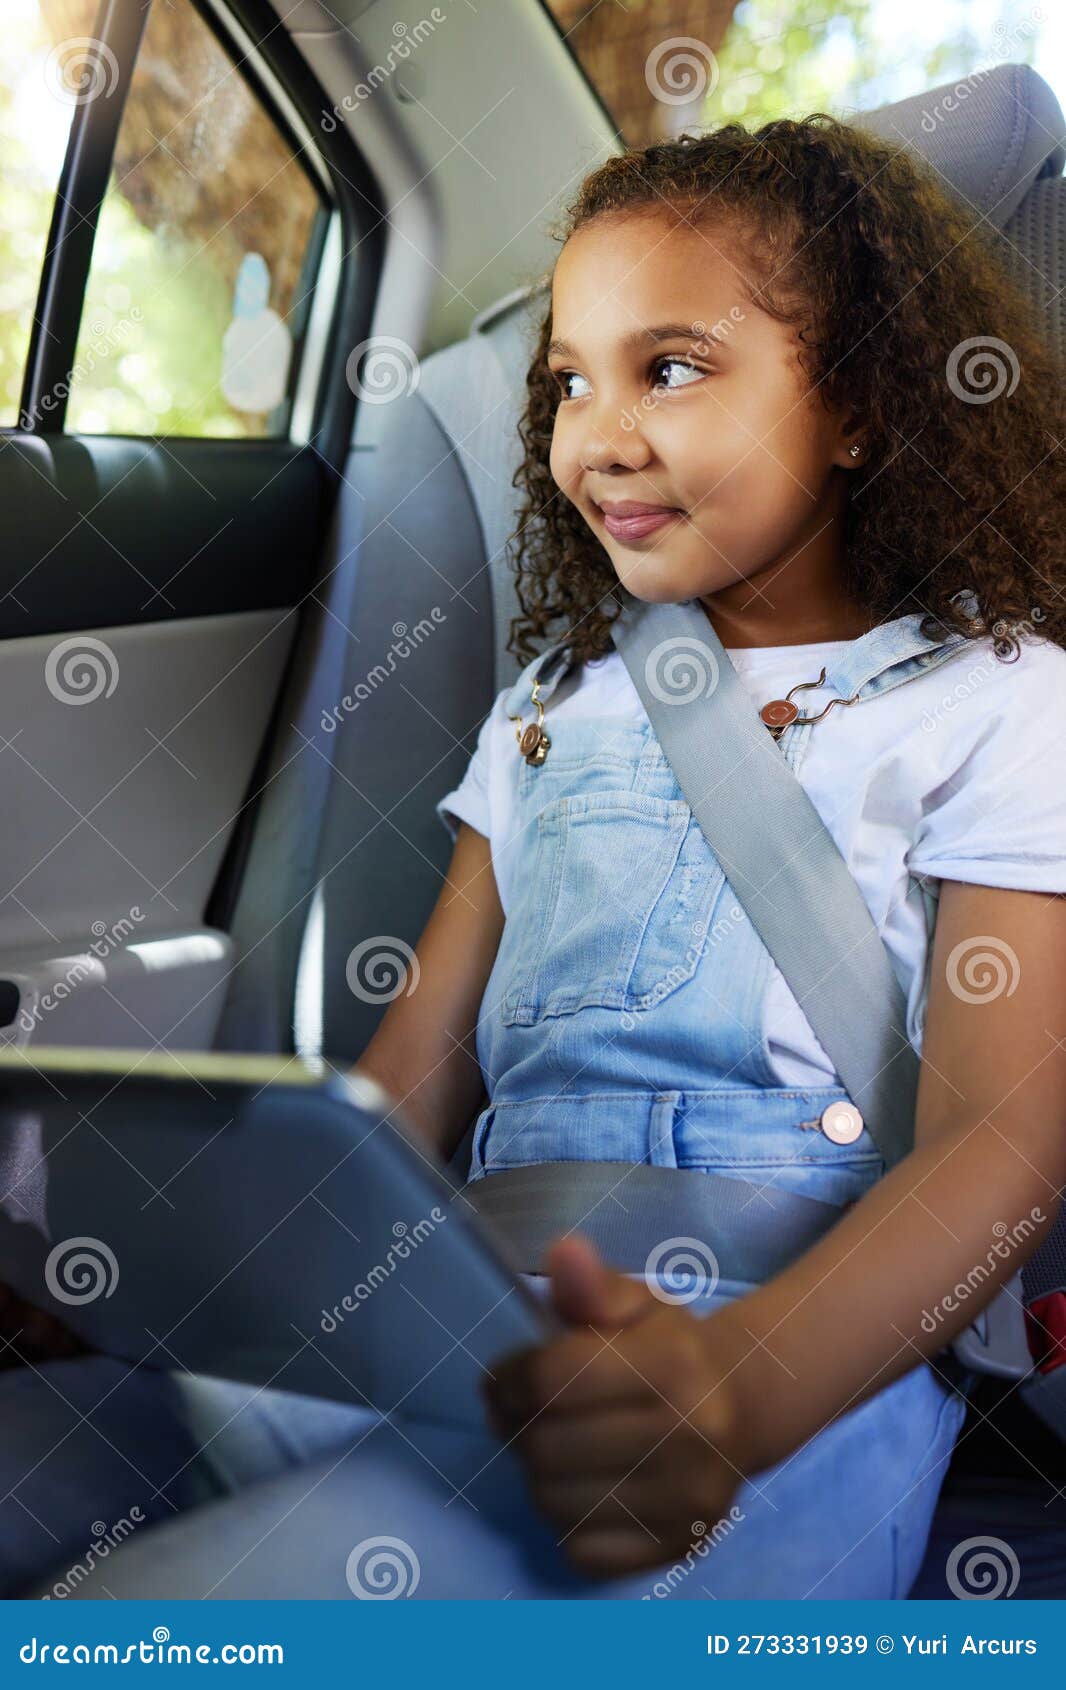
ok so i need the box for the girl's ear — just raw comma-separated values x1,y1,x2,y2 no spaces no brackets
834,411,867,469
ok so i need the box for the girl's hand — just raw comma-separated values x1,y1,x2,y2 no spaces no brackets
483,1235,746,1579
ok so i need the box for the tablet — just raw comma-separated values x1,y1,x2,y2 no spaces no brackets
0,1047,554,1434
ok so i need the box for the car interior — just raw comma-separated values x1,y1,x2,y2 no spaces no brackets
1,0,1064,1598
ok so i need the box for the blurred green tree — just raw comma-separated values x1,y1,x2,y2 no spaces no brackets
708,0,1041,126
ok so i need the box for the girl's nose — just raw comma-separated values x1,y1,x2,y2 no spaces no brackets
579,400,654,474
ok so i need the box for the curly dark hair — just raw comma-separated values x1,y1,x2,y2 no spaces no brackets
506,114,1065,670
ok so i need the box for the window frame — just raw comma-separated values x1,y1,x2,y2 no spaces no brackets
536,0,625,141
15,0,383,467
19,0,148,435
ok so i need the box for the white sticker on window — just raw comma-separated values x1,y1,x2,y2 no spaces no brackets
221,252,293,414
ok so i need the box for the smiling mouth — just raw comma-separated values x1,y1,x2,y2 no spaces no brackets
598,505,684,542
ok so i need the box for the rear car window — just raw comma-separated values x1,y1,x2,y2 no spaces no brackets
65,0,330,439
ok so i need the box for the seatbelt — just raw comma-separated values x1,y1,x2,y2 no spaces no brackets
462,1160,848,1284
610,594,919,1171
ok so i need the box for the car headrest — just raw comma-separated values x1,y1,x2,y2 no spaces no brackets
857,60,1065,230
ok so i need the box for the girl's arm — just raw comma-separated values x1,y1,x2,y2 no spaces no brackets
706,877,1066,1474
354,820,504,1162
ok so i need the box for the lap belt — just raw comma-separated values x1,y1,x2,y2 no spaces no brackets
461,1162,978,1395
460,1162,847,1282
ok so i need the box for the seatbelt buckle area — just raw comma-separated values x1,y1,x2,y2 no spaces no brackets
949,1271,1034,1380
1025,1288,1066,1375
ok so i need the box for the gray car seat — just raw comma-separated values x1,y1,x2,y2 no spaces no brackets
60,63,1066,1597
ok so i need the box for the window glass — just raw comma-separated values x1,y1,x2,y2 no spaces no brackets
546,1,1064,146
67,0,328,439
0,0,101,426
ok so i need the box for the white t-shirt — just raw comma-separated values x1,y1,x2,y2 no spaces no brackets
436,626,1066,1088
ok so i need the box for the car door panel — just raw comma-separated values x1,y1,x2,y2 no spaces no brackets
0,604,296,1051
0,0,383,1056
0,437,325,640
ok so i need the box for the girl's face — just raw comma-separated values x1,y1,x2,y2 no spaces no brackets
547,211,861,608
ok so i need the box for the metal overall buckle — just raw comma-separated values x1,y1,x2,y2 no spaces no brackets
508,673,551,767
759,668,863,742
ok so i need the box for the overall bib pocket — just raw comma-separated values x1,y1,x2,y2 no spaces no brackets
498,791,728,1026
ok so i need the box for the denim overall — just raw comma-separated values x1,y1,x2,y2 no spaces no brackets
461,610,978,1597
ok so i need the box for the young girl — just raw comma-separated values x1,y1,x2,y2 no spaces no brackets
2,114,1065,1603
353,113,1066,1598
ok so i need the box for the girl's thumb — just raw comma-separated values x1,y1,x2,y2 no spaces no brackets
544,1233,655,1328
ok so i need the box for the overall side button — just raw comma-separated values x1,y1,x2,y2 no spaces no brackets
820,1100,865,1144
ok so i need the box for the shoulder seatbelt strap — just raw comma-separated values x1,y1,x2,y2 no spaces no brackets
609,595,920,1171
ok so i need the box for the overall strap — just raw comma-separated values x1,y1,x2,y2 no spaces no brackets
609,596,920,1171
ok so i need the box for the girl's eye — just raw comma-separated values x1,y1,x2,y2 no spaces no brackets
552,358,706,402
554,370,590,401
651,356,704,389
